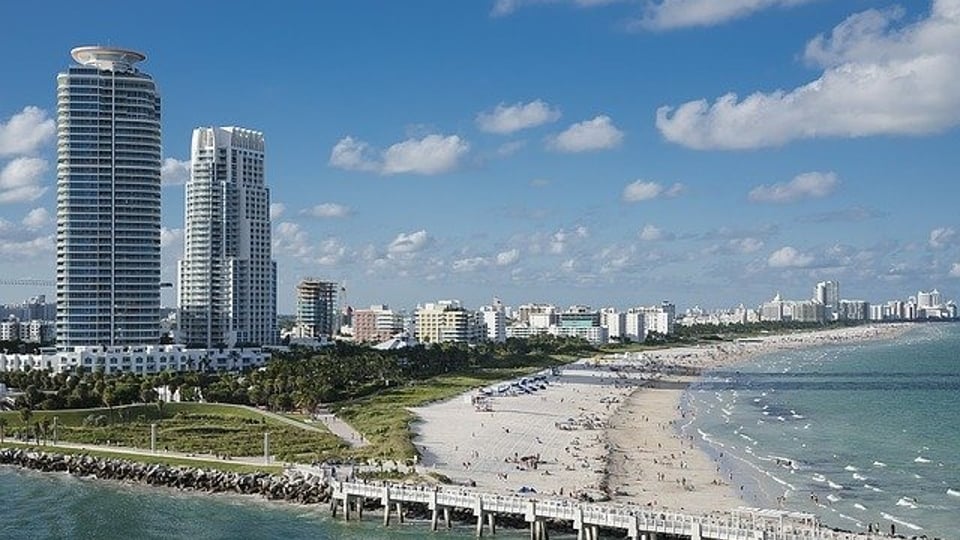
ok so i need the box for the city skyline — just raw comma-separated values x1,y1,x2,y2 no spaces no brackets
1,1,960,312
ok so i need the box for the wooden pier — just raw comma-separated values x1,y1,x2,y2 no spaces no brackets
330,481,887,539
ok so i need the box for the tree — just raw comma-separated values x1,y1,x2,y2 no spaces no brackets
0,417,7,444
19,407,32,427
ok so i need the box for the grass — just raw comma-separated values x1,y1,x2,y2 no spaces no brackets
334,355,573,462
0,403,347,464
0,441,282,474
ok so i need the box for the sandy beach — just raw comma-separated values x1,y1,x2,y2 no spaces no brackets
411,323,912,515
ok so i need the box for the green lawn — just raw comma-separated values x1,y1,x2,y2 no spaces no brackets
0,403,346,464
0,441,281,474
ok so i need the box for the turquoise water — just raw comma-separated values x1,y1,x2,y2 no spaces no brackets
683,323,960,538
0,467,547,539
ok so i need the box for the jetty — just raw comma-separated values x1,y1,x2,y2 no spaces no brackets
331,480,889,540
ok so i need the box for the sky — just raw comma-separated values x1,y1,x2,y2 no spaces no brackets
1,0,960,314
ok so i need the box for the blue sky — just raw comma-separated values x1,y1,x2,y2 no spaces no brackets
1,0,959,313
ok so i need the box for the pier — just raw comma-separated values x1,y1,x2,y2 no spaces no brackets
331,481,887,539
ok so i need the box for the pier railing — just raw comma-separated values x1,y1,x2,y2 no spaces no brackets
332,481,886,540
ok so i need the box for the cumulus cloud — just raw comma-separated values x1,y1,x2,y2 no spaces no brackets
0,157,48,203
495,248,521,266
491,0,623,16
330,134,469,175
636,0,814,31
951,262,960,277
639,224,668,241
160,227,183,249
477,100,561,134
22,208,50,229
657,1,960,149
388,230,432,255
269,202,286,220
749,171,838,203
930,226,956,248
768,246,815,268
730,237,764,254
452,256,489,273
622,180,684,202
548,115,624,152
0,106,55,157
304,203,352,219
0,235,54,260
160,157,190,187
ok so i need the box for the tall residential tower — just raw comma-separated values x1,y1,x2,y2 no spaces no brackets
178,127,277,347
56,47,162,350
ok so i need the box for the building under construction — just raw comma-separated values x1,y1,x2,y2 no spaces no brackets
294,279,339,338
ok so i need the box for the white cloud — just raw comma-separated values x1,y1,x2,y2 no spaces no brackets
452,256,489,273
768,246,815,268
21,208,50,229
950,262,960,277
160,227,183,249
548,115,624,152
495,248,520,266
388,230,432,255
330,134,469,175
930,226,956,249
0,157,48,203
639,224,666,241
477,100,561,134
305,203,352,219
622,180,684,202
657,1,960,149
749,171,838,203
636,0,814,31
730,237,764,254
382,135,469,175
547,226,589,255
160,158,190,187
329,136,379,172
273,222,312,259
269,202,286,220
0,235,53,260
0,106,55,157
491,0,622,16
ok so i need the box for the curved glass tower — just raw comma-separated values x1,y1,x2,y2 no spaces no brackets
56,46,161,350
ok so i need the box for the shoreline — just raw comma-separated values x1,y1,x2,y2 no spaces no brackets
411,323,915,518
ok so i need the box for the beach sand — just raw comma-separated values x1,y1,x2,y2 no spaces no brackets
411,324,912,515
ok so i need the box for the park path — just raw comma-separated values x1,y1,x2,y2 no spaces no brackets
15,439,271,468
233,405,368,449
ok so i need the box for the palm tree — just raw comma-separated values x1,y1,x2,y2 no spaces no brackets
19,407,32,427
0,417,7,444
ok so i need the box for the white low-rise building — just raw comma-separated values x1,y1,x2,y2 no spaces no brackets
0,345,270,375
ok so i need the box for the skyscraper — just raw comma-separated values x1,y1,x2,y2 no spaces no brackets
56,47,161,350
178,127,277,347
814,280,840,316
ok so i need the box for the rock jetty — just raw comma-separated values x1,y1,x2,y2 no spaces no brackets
0,448,330,504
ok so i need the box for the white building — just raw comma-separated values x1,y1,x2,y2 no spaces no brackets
414,300,484,345
178,127,277,347
624,309,647,342
600,308,625,340
57,47,162,350
480,304,507,343
0,345,270,375
352,305,404,343
815,281,840,319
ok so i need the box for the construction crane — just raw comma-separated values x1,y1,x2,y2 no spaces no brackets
0,279,55,287
0,279,173,288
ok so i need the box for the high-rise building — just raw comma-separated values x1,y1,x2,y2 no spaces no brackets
294,279,339,339
56,47,162,350
480,304,507,343
815,281,840,319
178,127,277,347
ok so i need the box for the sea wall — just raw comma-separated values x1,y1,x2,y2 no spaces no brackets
0,448,329,504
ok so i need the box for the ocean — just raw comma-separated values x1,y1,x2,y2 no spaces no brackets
3,324,958,539
682,322,960,538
